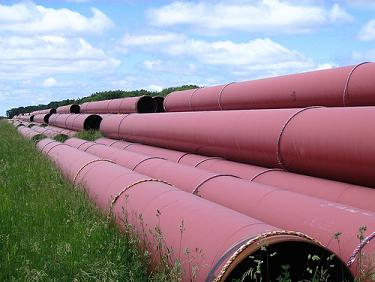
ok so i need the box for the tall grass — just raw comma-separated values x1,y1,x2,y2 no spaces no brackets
74,130,103,141
0,120,165,281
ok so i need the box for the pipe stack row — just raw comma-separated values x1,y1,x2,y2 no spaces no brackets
10,62,375,281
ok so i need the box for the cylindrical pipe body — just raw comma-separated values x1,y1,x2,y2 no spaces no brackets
95,137,375,213
66,137,375,267
56,104,80,114
100,108,375,187
164,63,375,112
49,114,102,131
36,139,351,281
80,96,157,114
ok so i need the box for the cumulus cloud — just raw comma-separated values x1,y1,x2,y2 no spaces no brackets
123,33,315,76
148,0,352,34
122,33,184,46
42,77,57,87
0,2,113,35
358,20,375,41
0,35,120,80
143,59,163,71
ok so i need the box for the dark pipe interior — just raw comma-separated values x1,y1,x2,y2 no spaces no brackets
153,96,165,112
83,115,102,130
137,96,157,113
226,241,353,282
70,104,80,114
50,109,57,114
30,115,35,122
44,114,52,124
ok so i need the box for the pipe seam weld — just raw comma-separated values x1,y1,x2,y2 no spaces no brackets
81,142,103,152
192,174,239,196
44,143,66,155
117,114,131,139
176,152,193,164
342,61,370,106
276,106,323,169
194,157,224,168
106,178,173,221
347,231,375,267
131,157,167,171
249,168,285,182
72,159,115,185
77,141,92,150
211,230,323,282
188,87,202,111
218,82,235,110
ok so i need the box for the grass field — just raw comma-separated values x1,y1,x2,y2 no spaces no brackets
0,120,171,281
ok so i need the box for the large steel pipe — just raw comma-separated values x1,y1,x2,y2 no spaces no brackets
66,137,375,269
31,108,57,115
32,113,51,124
56,104,80,114
153,96,165,112
17,126,46,141
164,62,375,112
100,107,375,187
36,139,351,281
96,137,375,212
48,114,102,131
80,96,157,114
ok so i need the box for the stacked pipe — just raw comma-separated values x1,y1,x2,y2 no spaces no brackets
164,62,375,111
56,104,80,114
80,96,157,114
99,107,375,188
65,137,375,270
31,108,56,115
48,114,102,131
32,113,51,124
95,137,375,213
17,125,45,141
36,138,352,281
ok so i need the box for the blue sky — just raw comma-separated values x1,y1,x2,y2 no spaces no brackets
1,0,375,115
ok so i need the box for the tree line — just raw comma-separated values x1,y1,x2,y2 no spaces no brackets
7,85,198,118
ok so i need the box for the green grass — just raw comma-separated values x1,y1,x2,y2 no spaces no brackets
0,120,167,281
74,130,103,141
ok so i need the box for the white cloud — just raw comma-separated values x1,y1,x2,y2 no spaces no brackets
0,35,120,80
352,49,375,61
123,33,315,76
148,1,352,34
143,59,163,71
42,77,57,87
329,4,353,23
122,33,184,46
147,84,163,92
358,20,375,41
0,2,113,35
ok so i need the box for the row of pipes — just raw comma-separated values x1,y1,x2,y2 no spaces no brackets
10,62,375,281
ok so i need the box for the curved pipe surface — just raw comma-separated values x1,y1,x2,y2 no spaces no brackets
56,104,80,114
99,108,375,187
37,139,352,281
164,62,375,111
95,137,375,213
48,114,102,131
66,137,375,270
80,96,157,114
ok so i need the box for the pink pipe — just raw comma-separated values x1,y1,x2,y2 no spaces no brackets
36,139,350,281
95,137,375,213
99,107,375,187
164,62,375,112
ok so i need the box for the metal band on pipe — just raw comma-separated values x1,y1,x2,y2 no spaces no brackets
106,178,173,220
72,159,115,185
194,157,224,168
176,152,193,163
188,88,202,111
44,143,66,155
249,168,285,182
342,62,370,106
191,174,239,196
116,114,131,139
218,82,235,110
131,157,167,171
347,231,375,267
276,106,322,169
76,140,91,150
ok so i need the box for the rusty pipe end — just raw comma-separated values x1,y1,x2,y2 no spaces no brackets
214,231,353,282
